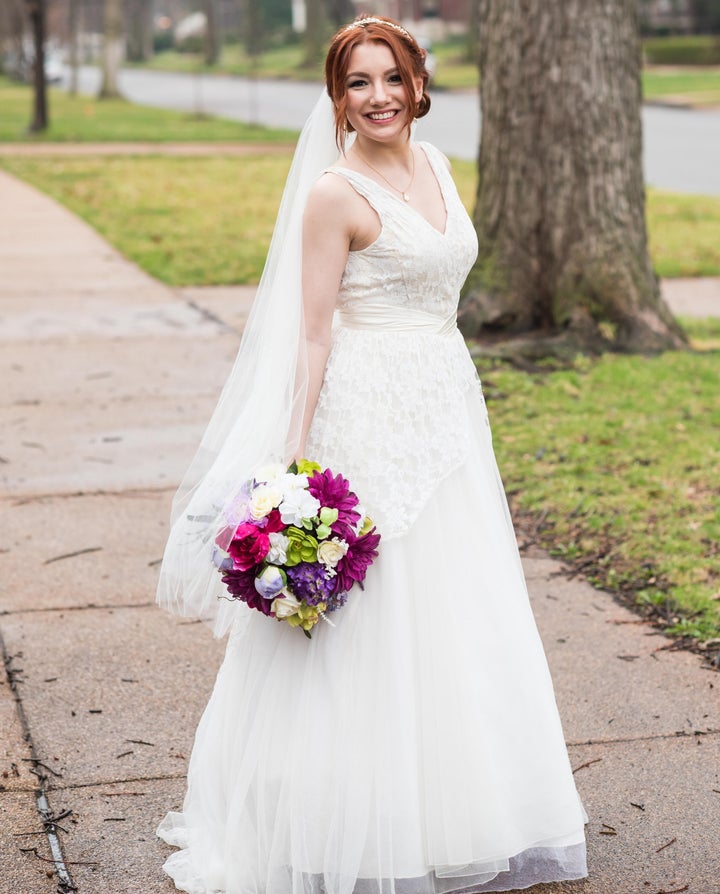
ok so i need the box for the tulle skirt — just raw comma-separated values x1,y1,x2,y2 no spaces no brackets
157,383,587,894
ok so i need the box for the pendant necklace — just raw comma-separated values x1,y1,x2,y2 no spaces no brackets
354,145,415,202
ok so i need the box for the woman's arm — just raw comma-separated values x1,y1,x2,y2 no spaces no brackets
296,175,353,459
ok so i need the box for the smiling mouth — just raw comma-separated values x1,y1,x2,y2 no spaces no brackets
366,110,399,121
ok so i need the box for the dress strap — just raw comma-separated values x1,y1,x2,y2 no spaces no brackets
323,167,398,222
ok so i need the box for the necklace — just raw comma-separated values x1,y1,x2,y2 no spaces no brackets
354,145,415,202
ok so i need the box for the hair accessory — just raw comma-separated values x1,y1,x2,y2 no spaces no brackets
340,17,412,40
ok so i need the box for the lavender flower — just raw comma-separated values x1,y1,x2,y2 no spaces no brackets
286,562,336,607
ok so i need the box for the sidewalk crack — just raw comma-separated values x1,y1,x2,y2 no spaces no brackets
0,627,77,892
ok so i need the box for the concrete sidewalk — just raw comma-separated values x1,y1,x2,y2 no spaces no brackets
0,169,718,894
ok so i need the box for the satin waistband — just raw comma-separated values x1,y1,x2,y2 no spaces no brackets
336,304,457,336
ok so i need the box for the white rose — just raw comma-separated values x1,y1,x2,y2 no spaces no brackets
271,592,302,619
254,462,287,485
267,532,289,565
317,538,348,569
279,489,321,526
249,484,281,520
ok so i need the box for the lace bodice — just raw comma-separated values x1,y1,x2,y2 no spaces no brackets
305,142,486,538
330,143,478,316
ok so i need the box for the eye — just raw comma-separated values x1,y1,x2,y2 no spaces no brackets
387,74,402,84
348,78,367,89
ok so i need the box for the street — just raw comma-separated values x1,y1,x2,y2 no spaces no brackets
65,65,720,196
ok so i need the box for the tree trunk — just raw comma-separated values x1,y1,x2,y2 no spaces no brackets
460,0,686,354
302,0,324,68
325,0,354,29
98,0,123,98
125,0,153,63
26,0,48,132
68,0,79,95
203,0,219,66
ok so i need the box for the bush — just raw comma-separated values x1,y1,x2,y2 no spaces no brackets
643,35,720,65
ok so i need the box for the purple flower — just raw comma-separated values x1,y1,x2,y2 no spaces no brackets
221,568,274,616
286,562,336,607
307,469,361,540
333,529,381,594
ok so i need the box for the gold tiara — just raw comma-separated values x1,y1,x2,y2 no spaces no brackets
341,17,412,40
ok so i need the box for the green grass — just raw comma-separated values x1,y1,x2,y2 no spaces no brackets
0,154,293,284
643,67,720,107
479,337,720,640
643,34,720,66
2,153,719,284
134,43,325,81
0,76,296,143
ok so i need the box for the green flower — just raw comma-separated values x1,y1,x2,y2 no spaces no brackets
286,600,326,634
316,506,339,539
296,458,323,476
284,526,318,566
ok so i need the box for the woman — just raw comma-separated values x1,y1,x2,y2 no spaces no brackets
156,16,588,894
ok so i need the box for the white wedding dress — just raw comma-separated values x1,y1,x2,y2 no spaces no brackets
157,143,588,894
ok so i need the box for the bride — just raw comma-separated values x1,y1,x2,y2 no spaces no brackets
156,16,588,894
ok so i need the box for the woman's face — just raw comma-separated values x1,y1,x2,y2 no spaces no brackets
343,41,421,145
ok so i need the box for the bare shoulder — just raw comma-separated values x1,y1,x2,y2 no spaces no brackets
305,171,360,219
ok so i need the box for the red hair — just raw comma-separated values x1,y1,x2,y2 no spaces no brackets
325,16,431,150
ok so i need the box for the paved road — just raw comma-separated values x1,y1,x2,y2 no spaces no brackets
67,65,720,196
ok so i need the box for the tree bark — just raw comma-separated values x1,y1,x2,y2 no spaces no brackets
26,0,48,132
125,0,153,63
203,0,220,66
98,0,123,98
460,0,686,354
302,0,325,68
68,0,79,95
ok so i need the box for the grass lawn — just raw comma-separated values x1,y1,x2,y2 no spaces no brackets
0,153,293,284
2,155,718,285
643,66,720,107
0,76,296,143
479,327,720,642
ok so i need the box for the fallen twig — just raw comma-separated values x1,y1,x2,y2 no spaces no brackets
21,757,62,778
19,846,99,867
630,802,645,811
655,836,677,853
44,546,102,565
572,757,602,774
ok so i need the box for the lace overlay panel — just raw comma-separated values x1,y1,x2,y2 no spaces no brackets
307,143,483,538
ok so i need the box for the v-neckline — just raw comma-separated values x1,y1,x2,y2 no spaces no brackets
334,143,450,238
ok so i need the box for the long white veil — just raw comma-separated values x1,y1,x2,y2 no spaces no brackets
156,90,341,638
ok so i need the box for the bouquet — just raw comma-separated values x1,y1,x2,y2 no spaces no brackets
214,459,380,637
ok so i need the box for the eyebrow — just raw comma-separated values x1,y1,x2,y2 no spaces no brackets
345,67,399,79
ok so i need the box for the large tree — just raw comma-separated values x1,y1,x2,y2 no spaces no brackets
203,0,219,66
460,0,686,354
25,0,48,132
126,0,153,63
98,0,123,98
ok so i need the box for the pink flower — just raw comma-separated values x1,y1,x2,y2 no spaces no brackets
228,523,270,571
